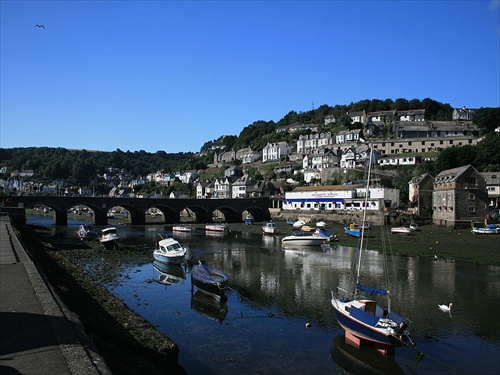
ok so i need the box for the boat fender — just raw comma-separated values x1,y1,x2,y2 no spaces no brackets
398,322,408,333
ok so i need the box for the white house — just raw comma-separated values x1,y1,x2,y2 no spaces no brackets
213,177,232,199
262,142,291,162
336,129,364,144
231,175,256,198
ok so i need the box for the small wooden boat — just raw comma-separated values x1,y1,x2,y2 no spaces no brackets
391,226,412,235
262,221,277,235
191,261,228,301
471,224,500,234
344,223,361,238
153,235,187,264
76,224,98,241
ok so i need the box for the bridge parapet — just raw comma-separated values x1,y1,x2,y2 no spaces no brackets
9,196,272,226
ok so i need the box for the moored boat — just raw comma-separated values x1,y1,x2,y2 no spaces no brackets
391,226,412,235
344,224,361,238
292,219,306,228
281,227,335,246
172,224,192,233
262,221,277,235
191,261,228,301
100,227,120,247
76,224,98,241
153,235,187,264
471,223,500,234
205,223,228,232
244,214,254,225
331,146,414,356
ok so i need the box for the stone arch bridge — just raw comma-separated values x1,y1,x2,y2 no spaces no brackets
9,196,272,226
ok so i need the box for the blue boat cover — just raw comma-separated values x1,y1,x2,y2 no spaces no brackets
356,283,388,296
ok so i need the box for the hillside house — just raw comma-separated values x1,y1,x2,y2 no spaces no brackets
347,110,366,124
432,165,488,228
262,142,291,162
236,147,261,164
213,177,233,199
367,110,397,123
480,172,500,208
231,175,257,198
196,180,214,199
296,132,335,154
394,120,478,139
408,173,434,217
274,161,299,175
324,114,336,125
397,109,426,122
452,106,477,121
336,129,364,144
276,122,319,133
371,135,478,155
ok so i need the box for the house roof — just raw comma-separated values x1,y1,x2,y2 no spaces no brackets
292,184,362,192
434,165,482,184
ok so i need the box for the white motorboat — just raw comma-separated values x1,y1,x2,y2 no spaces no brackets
391,226,412,235
153,235,187,264
205,223,228,232
172,224,192,233
100,227,120,246
281,228,334,246
262,221,277,235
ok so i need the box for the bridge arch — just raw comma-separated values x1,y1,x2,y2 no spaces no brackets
9,196,272,226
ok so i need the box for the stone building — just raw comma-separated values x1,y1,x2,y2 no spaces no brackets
408,173,434,218
432,165,488,228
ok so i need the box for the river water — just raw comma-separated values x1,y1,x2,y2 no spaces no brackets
27,214,500,375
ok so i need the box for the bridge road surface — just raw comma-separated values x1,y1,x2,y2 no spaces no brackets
0,213,111,375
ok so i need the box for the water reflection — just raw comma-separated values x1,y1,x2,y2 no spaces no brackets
330,334,406,375
153,261,186,286
26,216,500,375
190,291,228,324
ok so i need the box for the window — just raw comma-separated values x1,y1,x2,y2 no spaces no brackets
468,193,475,200
468,206,476,213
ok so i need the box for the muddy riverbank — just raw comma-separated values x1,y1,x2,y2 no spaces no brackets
11,219,499,375
13,222,186,375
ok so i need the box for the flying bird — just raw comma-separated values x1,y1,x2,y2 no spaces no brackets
34,24,45,29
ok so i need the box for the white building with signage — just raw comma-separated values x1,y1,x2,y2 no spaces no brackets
283,185,399,212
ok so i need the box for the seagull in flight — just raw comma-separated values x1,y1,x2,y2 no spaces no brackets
34,24,45,29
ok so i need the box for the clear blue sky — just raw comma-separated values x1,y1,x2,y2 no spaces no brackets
1,0,499,153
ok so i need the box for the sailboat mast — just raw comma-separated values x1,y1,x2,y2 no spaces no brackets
355,145,373,288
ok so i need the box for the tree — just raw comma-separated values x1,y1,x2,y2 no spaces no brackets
474,107,500,133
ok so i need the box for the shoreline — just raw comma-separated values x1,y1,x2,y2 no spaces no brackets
13,222,186,375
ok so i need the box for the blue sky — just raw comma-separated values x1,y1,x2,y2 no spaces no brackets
1,0,499,153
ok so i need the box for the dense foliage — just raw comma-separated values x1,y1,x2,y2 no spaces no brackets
0,147,195,185
1,99,498,194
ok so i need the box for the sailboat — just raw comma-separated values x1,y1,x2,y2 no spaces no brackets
330,146,414,356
